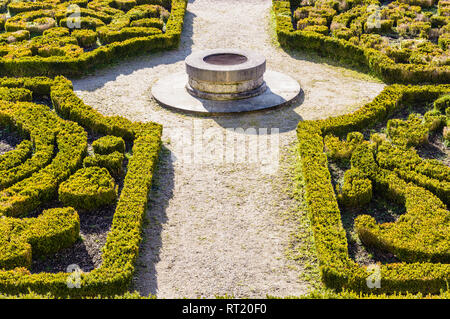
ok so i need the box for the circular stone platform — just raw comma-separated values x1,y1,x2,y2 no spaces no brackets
151,70,301,114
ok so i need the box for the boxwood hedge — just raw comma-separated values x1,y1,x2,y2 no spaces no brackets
296,84,450,294
0,99,87,217
273,0,450,84
0,207,80,270
0,76,162,297
58,166,118,211
0,140,33,172
92,135,126,155
84,151,125,176
0,0,187,77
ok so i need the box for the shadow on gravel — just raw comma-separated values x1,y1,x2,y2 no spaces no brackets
133,145,175,296
172,88,305,134
71,6,196,91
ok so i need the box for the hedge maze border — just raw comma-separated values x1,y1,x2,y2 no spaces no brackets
271,0,450,295
296,84,450,295
0,0,188,77
0,0,448,298
0,76,162,297
273,0,450,84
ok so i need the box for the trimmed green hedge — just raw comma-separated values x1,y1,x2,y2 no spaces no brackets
130,18,164,29
337,167,373,208
59,166,117,211
0,140,33,172
7,2,54,16
296,84,450,294
0,100,87,217
71,29,98,48
349,142,450,263
324,131,363,160
0,76,162,298
0,77,54,95
376,141,450,205
0,87,32,102
435,94,450,111
0,0,187,77
0,101,58,190
273,1,450,84
84,151,125,176
387,113,431,147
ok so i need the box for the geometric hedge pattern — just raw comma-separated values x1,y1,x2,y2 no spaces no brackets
0,76,162,297
0,0,187,76
297,84,450,294
274,1,450,84
0,0,448,297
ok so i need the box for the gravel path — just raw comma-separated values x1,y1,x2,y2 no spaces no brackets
72,0,385,298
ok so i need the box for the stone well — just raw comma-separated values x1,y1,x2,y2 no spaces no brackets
151,48,301,114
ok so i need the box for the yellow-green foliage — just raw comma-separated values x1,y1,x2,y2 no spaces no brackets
0,0,188,77
7,1,53,16
0,76,162,298
0,87,32,102
0,30,30,44
0,140,33,172
0,207,80,270
71,29,98,48
43,27,70,38
351,143,450,263
83,151,124,176
424,109,446,131
434,94,450,111
337,167,373,208
298,289,450,299
387,113,430,147
370,132,388,146
59,167,117,211
0,102,56,190
97,26,162,44
376,141,450,204
0,100,87,217
0,290,157,299
92,135,125,155
130,18,164,29
273,0,450,84
5,10,56,34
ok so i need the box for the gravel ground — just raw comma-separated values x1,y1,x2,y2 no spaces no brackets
72,0,385,298
0,128,22,155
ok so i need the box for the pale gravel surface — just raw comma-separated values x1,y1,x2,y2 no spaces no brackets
72,0,385,298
